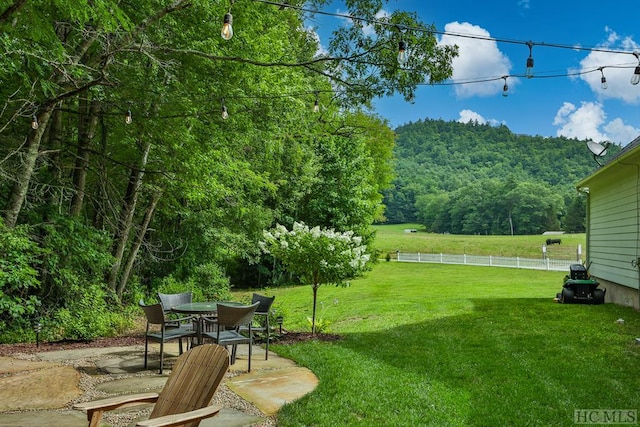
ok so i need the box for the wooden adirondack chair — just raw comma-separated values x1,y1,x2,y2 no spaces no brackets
73,344,230,427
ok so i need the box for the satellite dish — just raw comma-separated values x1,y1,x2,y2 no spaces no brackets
587,141,609,156
587,141,611,166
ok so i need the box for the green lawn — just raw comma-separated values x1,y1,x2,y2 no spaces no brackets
372,223,586,260
243,262,640,426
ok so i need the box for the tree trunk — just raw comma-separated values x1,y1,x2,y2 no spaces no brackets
4,107,54,228
311,284,319,335
43,103,64,221
70,96,100,216
508,211,514,236
106,139,151,292
117,190,161,298
92,116,109,229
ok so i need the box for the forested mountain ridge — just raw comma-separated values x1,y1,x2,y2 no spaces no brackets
382,118,621,234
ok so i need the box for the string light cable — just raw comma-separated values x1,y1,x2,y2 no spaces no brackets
34,60,637,130
250,0,636,57
250,0,640,86
26,2,640,128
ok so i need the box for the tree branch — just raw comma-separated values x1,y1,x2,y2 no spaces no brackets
0,0,27,23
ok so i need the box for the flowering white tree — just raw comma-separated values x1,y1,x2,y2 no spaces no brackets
260,222,371,334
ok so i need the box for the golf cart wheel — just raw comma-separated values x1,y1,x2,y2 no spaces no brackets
593,289,605,305
561,287,574,304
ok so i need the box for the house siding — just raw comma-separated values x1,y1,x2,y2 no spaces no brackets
586,165,639,291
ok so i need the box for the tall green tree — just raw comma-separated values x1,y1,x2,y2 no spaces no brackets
0,0,457,338
563,193,586,233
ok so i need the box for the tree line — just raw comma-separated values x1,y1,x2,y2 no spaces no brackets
0,1,457,342
382,119,620,235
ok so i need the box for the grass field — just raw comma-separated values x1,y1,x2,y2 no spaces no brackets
232,229,638,426
372,223,586,260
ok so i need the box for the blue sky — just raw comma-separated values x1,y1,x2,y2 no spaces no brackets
310,0,640,145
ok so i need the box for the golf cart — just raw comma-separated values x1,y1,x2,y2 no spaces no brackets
557,264,605,305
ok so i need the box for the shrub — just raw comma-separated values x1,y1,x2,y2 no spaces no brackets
192,262,232,301
260,222,370,333
0,219,42,337
156,262,232,303
47,283,128,341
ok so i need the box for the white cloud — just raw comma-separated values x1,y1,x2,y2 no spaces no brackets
575,28,640,103
553,101,640,144
439,22,514,98
335,9,390,38
308,28,329,57
458,109,503,126
603,118,640,144
518,0,530,9
553,102,577,126
363,10,390,37
458,109,487,124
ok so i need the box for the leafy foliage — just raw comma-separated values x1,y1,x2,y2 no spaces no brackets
48,283,128,341
384,119,618,233
260,222,371,333
156,263,233,303
0,1,451,341
0,220,42,333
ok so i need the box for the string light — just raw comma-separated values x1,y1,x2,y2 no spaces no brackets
599,67,608,89
631,52,640,85
525,41,534,79
221,0,234,41
31,115,39,130
222,99,229,119
251,1,634,55
251,0,639,86
397,40,409,66
313,92,320,113
55,59,632,129
64,57,632,130
125,110,132,124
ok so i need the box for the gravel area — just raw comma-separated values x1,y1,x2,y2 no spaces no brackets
0,337,276,427
70,358,275,427
0,332,339,427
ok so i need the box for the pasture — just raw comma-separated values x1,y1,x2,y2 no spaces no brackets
372,223,586,260
236,228,638,426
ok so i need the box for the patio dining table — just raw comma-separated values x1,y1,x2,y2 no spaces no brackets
172,301,242,345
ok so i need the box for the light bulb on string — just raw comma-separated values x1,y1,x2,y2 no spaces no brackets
502,76,509,97
221,100,229,119
125,110,132,125
631,53,640,85
221,1,234,41
221,13,233,40
313,92,320,113
599,68,608,89
397,40,409,66
31,115,39,130
525,41,534,79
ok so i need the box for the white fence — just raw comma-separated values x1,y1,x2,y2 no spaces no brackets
396,252,578,272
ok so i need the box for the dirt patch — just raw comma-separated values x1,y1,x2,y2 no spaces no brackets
274,332,342,345
0,335,145,356
0,332,341,356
